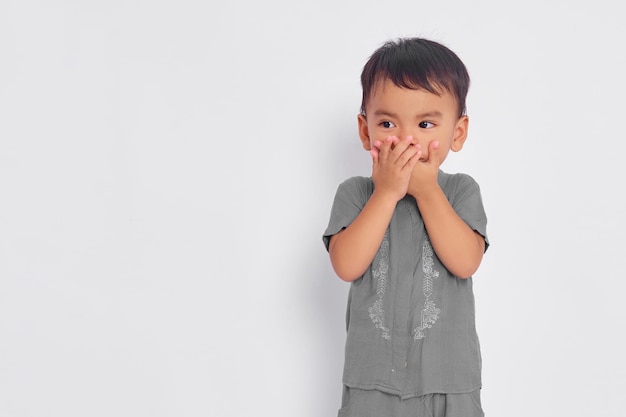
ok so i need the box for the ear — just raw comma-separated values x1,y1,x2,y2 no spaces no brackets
450,115,469,152
357,113,372,151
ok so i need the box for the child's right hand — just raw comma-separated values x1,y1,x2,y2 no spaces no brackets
370,136,421,202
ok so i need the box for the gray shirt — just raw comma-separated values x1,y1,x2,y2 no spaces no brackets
323,171,488,399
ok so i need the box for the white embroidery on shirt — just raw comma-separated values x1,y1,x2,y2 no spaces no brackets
413,237,441,339
368,230,391,340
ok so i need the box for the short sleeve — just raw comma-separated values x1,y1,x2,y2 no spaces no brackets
322,177,373,251
447,174,489,251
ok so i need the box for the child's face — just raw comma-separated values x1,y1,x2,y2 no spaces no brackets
358,78,468,165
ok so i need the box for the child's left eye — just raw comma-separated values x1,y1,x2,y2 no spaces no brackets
419,121,434,128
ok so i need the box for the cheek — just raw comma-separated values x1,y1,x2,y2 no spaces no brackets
369,126,386,140
368,128,389,148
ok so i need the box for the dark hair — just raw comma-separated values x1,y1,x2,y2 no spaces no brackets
360,38,470,117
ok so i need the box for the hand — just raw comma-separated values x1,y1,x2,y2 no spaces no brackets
407,140,442,199
370,136,420,202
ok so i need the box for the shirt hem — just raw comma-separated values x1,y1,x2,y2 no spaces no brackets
343,380,482,400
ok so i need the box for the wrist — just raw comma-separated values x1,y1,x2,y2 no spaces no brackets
371,188,403,206
409,182,441,201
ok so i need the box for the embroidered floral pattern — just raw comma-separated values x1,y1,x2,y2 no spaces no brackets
368,230,391,340
413,237,441,339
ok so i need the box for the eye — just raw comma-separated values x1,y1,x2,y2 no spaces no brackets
419,121,434,129
380,121,396,129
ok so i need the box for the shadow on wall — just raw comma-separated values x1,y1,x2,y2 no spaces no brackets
300,244,348,415
293,116,369,415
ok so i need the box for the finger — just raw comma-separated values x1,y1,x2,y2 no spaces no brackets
406,146,422,170
427,140,440,165
370,147,379,165
378,136,395,161
390,136,414,162
396,139,418,167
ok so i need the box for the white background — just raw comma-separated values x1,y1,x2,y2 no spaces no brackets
1,1,625,416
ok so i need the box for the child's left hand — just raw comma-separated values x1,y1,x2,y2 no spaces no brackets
407,140,441,198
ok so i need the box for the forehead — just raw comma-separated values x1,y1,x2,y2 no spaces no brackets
366,78,457,117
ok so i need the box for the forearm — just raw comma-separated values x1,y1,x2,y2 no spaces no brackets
413,186,485,279
329,190,397,282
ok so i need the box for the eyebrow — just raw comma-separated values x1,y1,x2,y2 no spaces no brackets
372,110,443,119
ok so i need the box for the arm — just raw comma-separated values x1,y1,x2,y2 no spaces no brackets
408,142,485,279
329,136,419,282
329,190,396,282
412,186,485,279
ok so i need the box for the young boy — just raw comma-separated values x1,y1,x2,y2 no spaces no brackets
323,38,488,417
